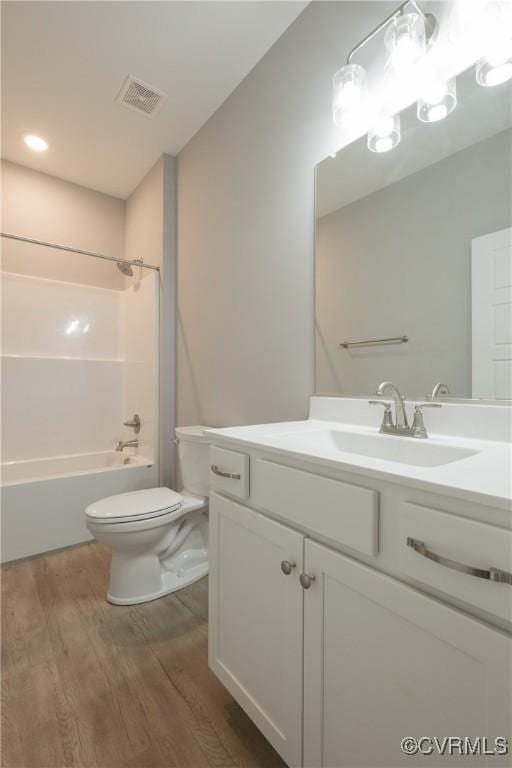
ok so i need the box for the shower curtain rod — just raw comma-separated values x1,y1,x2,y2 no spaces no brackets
0,232,160,272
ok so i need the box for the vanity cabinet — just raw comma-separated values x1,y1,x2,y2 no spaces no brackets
303,540,511,768
208,440,512,768
208,492,304,767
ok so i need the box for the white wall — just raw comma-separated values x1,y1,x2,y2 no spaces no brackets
124,155,177,487
125,158,164,268
1,161,161,466
1,273,123,461
176,2,392,429
1,160,125,289
1,269,160,464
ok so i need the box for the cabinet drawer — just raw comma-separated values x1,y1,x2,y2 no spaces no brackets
210,446,249,500
252,459,378,556
400,502,512,622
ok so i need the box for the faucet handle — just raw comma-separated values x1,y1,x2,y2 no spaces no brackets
369,400,394,430
411,403,441,439
414,402,442,411
123,414,141,434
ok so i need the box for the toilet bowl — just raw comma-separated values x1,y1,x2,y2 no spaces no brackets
86,426,210,605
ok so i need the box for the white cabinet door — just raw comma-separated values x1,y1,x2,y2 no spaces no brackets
209,491,304,767
303,540,512,768
472,227,512,399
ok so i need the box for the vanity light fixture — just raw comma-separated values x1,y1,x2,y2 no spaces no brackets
332,0,439,128
23,134,48,152
417,78,457,122
367,114,401,153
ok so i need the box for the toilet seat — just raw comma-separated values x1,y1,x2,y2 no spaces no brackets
86,487,183,525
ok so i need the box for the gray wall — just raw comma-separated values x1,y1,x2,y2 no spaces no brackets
315,130,512,398
176,2,396,428
124,155,177,487
2,160,125,289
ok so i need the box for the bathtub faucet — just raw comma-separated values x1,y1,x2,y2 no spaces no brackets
116,439,139,452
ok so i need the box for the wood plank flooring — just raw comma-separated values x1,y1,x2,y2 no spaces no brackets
1,542,286,768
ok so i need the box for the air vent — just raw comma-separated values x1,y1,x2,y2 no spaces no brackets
116,76,167,118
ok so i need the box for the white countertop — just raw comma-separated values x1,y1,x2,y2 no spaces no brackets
206,398,512,511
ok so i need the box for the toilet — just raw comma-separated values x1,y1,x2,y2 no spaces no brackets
86,426,210,605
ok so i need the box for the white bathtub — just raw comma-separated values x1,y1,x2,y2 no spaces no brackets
1,451,158,562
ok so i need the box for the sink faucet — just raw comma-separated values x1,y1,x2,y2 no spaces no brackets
370,381,442,438
431,382,450,399
375,381,409,429
115,439,139,452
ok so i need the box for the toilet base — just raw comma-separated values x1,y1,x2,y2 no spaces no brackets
107,560,208,605
105,502,209,605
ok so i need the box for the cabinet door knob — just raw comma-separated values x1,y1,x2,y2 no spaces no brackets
300,572,315,589
280,560,296,576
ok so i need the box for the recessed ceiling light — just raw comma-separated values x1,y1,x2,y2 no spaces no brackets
24,134,48,152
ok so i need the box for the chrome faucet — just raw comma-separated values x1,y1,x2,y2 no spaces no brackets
431,382,450,399
370,381,442,438
375,381,409,429
115,439,139,452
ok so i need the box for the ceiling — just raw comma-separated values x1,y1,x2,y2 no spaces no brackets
1,1,307,198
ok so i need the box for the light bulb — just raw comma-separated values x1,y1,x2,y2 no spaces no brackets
338,81,360,110
24,134,48,152
478,60,512,85
332,64,367,126
418,78,457,123
386,13,427,72
368,114,401,153
374,137,394,153
393,36,417,68
427,104,448,121
476,36,512,86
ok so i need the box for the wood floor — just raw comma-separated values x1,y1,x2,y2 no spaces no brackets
1,542,286,768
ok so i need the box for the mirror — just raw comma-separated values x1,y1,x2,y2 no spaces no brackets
315,67,512,400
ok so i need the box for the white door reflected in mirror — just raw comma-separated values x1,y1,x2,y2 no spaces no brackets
472,227,512,399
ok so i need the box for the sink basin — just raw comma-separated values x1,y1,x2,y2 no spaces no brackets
266,429,479,467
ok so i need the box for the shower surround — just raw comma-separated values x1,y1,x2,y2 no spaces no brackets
1,268,159,562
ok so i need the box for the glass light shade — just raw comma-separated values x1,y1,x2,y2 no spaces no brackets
417,78,457,122
332,63,367,126
385,12,427,71
476,37,512,86
367,114,401,153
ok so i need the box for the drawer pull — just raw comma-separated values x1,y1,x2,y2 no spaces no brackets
211,465,241,480
406,537,512,585
280,560,296,576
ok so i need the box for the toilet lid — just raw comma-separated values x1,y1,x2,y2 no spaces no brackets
86,487,183,523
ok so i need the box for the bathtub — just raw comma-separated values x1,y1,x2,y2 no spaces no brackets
1,451,158,562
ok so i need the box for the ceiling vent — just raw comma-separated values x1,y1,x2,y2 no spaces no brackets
116,76,167,118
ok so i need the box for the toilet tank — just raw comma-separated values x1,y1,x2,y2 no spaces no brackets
175,426,211,497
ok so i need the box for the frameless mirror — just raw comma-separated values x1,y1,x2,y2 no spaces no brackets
315,66,512,400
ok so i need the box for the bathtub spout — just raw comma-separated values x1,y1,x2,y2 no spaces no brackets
116,439,139,452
